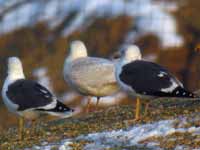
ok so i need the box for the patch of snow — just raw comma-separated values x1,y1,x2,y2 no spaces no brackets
175,145,191,150
62,0,183,48
58,139,73,150
0,0,183,47
146,142,160,147
77,120,175,148
87,92,127,107
60,91,80,104
143,54,157,62
79,97,89,107
77,118,200,149
156,1,178,12
27,116,200,149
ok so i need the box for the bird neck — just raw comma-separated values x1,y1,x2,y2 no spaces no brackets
63,57,74,80
64,53,86,68
7,68,25,83
68,52,87,61
119,58,132,66
115,60,125,78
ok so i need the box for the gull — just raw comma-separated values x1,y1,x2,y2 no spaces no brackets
2,57,74,140
115,45,198,120
63,40,119,111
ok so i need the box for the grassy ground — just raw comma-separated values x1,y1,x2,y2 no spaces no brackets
1,98,200,149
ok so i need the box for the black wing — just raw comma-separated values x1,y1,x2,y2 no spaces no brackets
7,79,54,111
119,60,195,97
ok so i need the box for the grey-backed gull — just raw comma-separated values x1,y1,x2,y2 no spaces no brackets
115,45,198,120
63,40,119,111
2,57,74,140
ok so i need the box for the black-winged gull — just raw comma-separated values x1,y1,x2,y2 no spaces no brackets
63,40,119,111
115,45,198,120
2,57,74,140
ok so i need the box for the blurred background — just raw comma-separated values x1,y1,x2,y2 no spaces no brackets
0,0,200,131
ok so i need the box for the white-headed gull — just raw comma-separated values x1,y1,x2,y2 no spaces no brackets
115,45,198,120
2,57,74,140
63,40,119,111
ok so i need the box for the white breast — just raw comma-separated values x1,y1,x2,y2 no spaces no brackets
2,78,19,113
115,62,136,96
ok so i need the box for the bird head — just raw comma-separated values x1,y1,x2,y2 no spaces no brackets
121,45,142,64
7,57,25,80
68,40,88,60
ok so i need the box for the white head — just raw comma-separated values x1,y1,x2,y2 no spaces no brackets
121,45,142,64
68,40,88,60
7,57,25,81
